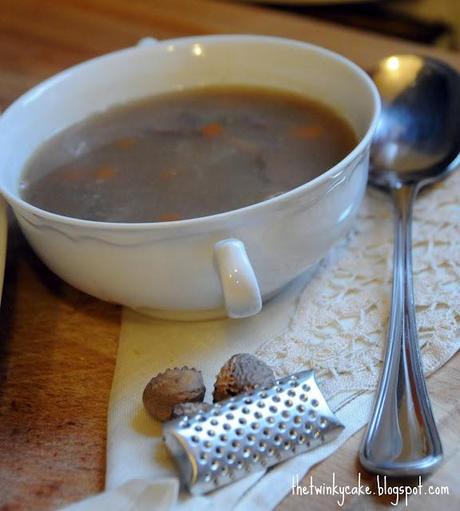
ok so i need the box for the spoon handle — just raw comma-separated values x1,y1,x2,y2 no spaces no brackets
359,184,443,476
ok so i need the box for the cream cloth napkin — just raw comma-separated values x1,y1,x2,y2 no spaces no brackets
105,278,375,511
63,169,459,510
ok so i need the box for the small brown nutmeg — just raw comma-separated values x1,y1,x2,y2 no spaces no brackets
213,353,275,402
171,401,213,419
143,367,205,422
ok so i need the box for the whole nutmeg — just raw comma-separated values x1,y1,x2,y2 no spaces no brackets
213,353,275,402
143,367,205,421
171,401,213,419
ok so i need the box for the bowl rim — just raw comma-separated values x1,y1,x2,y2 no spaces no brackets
0,34,381,231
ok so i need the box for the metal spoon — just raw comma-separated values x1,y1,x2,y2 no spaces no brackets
359,55,460,476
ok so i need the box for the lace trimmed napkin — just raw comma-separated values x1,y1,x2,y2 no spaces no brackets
62,170,459,510
257,172,460,399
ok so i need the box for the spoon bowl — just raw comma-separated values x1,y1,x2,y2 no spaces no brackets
370,55,460,187
360,55,460,477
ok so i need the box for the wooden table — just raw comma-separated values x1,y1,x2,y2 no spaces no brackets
0,1,458,509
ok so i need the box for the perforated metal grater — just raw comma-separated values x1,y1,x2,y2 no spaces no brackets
163,370,344,494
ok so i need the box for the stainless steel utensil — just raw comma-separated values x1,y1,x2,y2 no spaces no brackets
163,370,344,494
360,55,460,476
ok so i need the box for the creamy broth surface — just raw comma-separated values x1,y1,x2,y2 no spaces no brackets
20,86,357,222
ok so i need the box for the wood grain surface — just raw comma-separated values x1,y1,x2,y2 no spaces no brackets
0,1,458,510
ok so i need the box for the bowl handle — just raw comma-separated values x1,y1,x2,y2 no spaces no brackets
136,37,158,47
214,239,262,319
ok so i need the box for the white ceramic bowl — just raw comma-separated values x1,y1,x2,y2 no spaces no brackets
0,35,380,320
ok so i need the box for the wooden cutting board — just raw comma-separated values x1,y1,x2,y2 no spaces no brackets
0,1,458,509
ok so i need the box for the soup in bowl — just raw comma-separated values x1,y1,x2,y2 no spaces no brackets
0,35,381,319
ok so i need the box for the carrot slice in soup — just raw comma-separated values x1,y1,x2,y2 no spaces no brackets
114,137,137,150
94,165,117,180
63,168,84,182
201,122,224,138
159,212,182,222
290,125,323,139
159,168,179,181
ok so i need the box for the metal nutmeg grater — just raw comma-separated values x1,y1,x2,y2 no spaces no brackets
163,370,344,494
